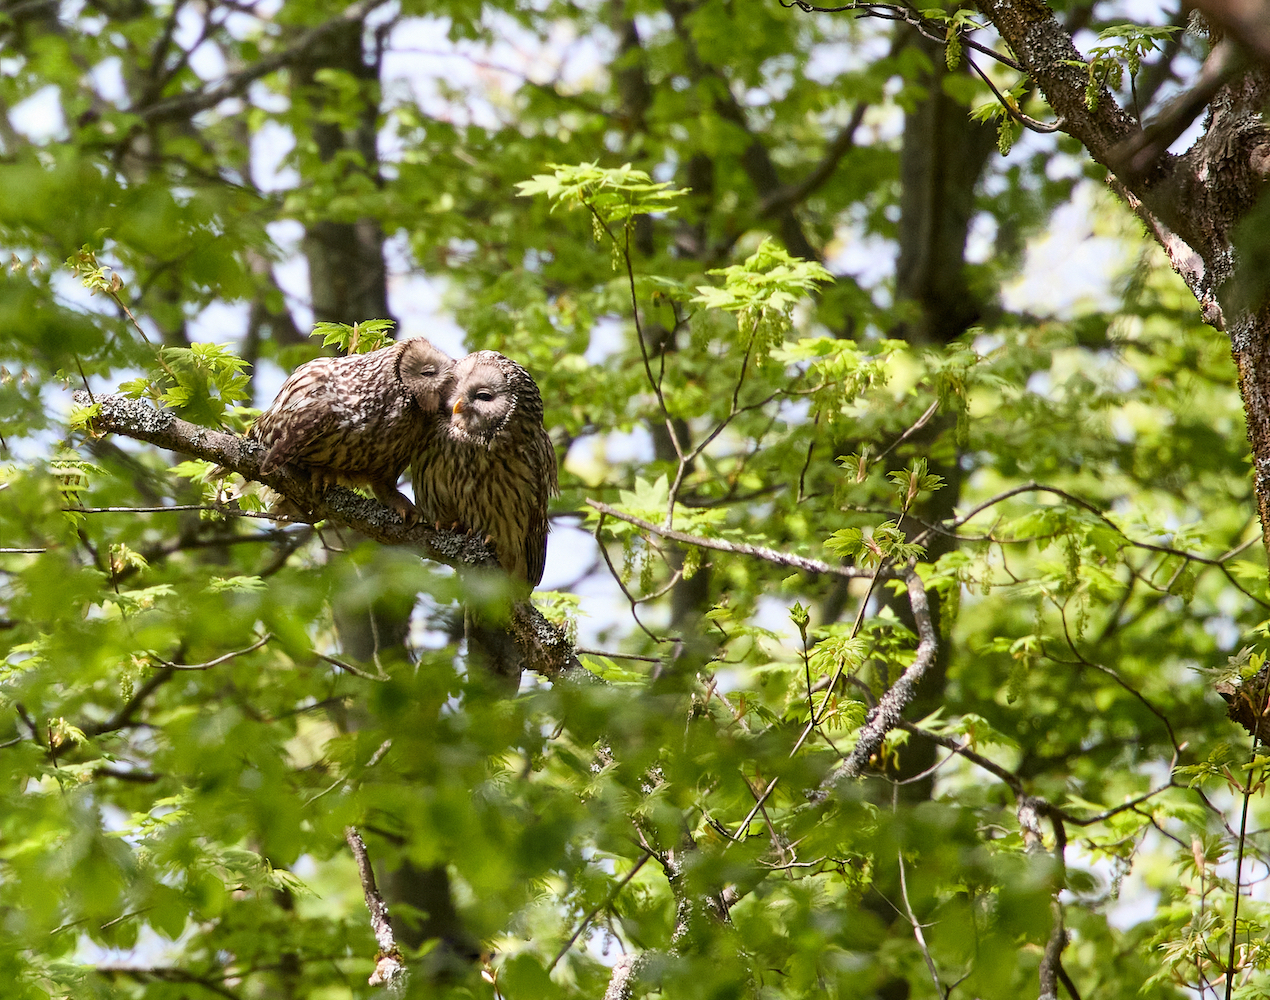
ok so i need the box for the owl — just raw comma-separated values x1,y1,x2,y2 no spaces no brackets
250,337,455,523
413,350,558,587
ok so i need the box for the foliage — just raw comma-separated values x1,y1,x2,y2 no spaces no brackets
0,1,1265,999
1079,23,1183,110
312,320,398,356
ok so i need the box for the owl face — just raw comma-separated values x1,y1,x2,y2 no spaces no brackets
398,338,456,414
448,354,514,445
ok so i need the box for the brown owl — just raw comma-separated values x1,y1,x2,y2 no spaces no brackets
250,338,455,523
413,350,558,586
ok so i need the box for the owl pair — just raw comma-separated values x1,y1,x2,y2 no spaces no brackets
250,338,557,587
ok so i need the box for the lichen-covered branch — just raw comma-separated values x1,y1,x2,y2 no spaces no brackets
603,952,652,1000
344,826,408,993
811,570,939,799
77,392,591,684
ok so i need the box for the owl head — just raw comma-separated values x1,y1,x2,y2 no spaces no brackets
447,350,543,446
398,338,456,414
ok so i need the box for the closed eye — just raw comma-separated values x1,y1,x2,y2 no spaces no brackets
421,365,437,376
475,389,496,401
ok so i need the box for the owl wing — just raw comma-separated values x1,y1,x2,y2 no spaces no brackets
254,361,341,474
523,425,559,588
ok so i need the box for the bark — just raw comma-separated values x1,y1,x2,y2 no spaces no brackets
1193,0,1270,64
895,34,999,346
345,827,409,993
291,19,394,326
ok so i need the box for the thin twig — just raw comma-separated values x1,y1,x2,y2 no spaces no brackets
70,504,314,522
313,651,387,682
549,852,652,970
588,499,877,580
729,567,886,843
151,633,272,671
780,0,1024,70
898,848,947,996
577,648,664,663
593,512,674,645
912,481,1269,608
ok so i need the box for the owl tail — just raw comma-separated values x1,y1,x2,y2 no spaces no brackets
463,607,522,695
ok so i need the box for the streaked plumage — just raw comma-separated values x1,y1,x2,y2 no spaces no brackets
250,338,455,522
412,350,558,586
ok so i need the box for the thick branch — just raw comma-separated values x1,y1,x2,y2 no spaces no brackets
77,392,591,684
972,0,1137,161
1032,807,1068,1000
969,0,1214,263
604,952,652,1000
1113,38,1246,178
1193,0,1270,64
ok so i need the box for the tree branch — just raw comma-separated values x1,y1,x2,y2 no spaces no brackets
760,102,869,217
77,392,593,685
1192,0,1270,65
1032,806,1068,1000
811,570,938,798
152,633,272,671
586,499,878,580
84,665,176,737
344,826,408,993
139,0,395,123
603,952,652,1000
1111,38,1247,178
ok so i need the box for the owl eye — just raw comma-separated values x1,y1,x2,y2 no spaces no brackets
420,365,437,376
474,389,496,402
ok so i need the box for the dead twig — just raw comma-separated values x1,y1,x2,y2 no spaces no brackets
344,827,408,993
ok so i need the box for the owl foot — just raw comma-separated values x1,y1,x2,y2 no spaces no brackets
391,499,420,526
370,485,419,526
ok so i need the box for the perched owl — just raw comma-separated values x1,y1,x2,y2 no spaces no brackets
413,350,558,586
250,338,455,523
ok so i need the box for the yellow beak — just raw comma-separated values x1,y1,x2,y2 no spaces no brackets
452,398,464,415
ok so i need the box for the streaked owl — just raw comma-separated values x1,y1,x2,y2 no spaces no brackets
413,350,558,586
249,337,455,523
